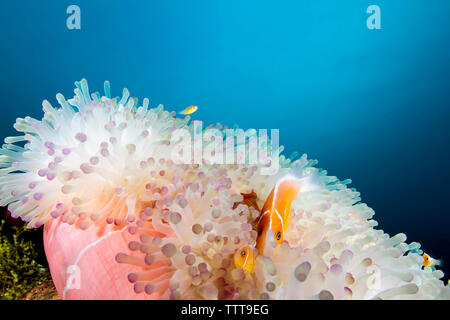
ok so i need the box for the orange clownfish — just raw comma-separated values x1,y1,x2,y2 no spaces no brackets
179,105,198,115
255,172,322,255
233,245,256,274
422,253,442,268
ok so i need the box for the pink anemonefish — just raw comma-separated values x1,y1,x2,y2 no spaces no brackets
422,253,442,268
233,245,256,274
233,171,323,274
255,172,322,255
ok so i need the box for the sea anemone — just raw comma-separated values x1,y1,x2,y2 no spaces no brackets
0,79,448,299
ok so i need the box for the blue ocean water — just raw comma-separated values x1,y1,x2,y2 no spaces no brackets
0,1,449,277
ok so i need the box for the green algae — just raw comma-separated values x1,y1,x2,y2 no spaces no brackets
0,215,51,300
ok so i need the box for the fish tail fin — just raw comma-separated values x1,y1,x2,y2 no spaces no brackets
429,256,443,267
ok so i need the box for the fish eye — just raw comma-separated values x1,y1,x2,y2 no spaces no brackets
258,229,262,236
276,232,281,240
241,250,246,257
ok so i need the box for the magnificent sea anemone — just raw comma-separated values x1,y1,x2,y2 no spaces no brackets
0,79,448,299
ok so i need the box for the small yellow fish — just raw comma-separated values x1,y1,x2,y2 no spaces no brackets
179,105,198,115
422,253,442,268
233,245,256,274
